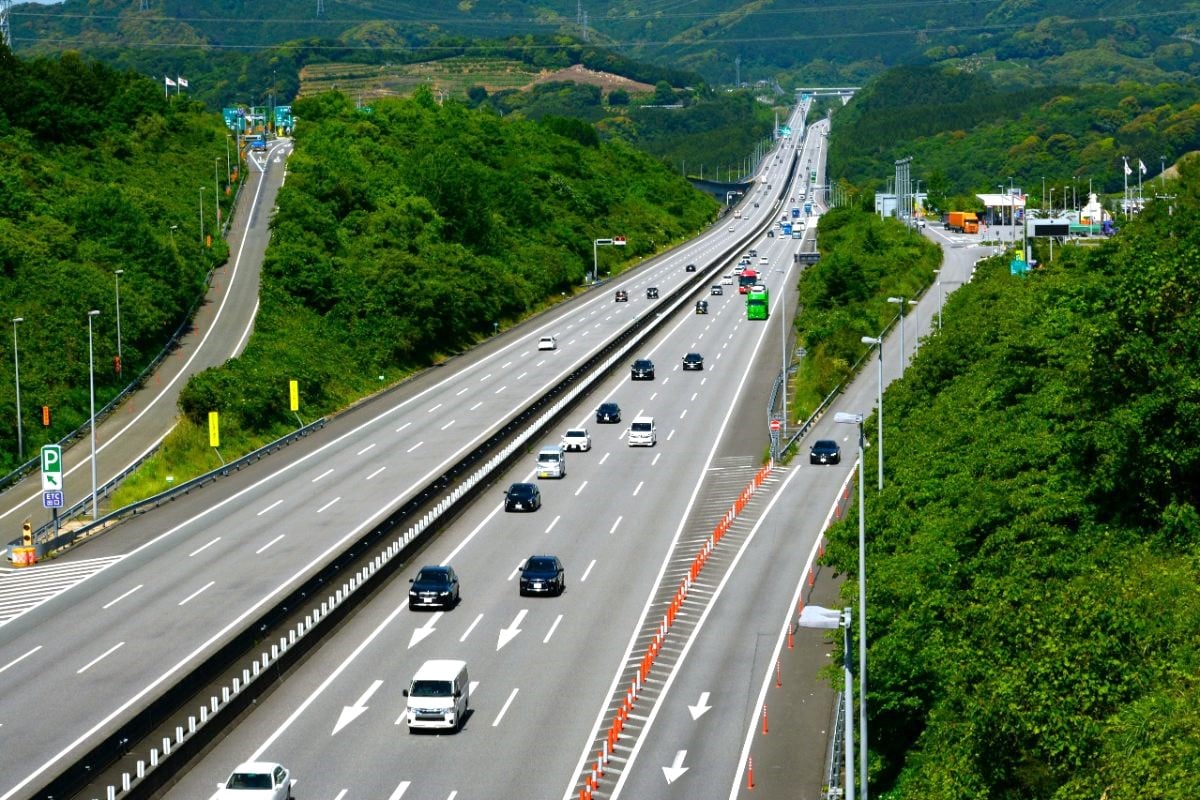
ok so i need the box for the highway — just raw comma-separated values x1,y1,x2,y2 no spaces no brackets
0,108,814,800
0,138,290,550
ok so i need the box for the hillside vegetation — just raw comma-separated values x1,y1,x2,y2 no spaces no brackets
823,159,1200,798
829,65,1200,202
12,0,1200,89
176,88,717,438
0,46,233,474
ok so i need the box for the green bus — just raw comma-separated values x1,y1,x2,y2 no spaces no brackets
746,286,769,320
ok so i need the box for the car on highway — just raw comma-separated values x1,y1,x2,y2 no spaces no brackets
722,274,733,285
561,428,592,452
504,482,542,512
630,358,655,380
695,300,708,314
646,287,659,300
596,402,621,423
682,352,704,371
408,565,460,610
628,416,657,447
685,263,697,272
615,290,628,302
767,230,775,237
519,555,565,596
809,440,842,465
537,335,557,351
711,285,723,296
216,762,293,800
728,225,735,232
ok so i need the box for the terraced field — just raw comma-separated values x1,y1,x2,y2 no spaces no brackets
299,58,655,100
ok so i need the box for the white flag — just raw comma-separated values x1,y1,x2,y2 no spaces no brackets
1138,159,1147,174
1123,160,1132,176
165,76,177,87
177,76,189,88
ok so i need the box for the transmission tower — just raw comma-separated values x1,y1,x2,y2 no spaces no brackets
139,0,148,11
581,10,589,42
316,0,325,18
1,0,12,50
734,55,741,88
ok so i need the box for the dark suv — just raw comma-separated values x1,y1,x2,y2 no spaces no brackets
409,565,460,610
682,352,704,371
631,359,655,380
504,482,542,512
519,555,565,596
809,440,841,465
615,290,628,302
646,287,659,300
596,402,621,423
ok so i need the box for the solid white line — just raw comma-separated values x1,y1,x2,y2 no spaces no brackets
459,613,483,642
367,466,386,480
492,688,519,727
317,497,341,514
543,614,563,643
256,535,285,554
574,481,588,497
77,642,124,674
102,584,143,610
311,468,334,483
178,582,214,607
190,536,223,554
387,781,411,800
0,646,42,675
356,443,376,455
609,516,622,534
580,559,596,582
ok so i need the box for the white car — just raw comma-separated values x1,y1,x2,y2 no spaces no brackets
216,762,293,800
561,428,592,452
721,274,733,285
537,335,557,351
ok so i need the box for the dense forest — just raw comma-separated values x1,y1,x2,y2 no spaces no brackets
176,87,717,435
821,158,1200,798
829,65,1200,204
0,46,233,473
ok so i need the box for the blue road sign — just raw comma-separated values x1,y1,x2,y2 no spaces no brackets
43,490,64,509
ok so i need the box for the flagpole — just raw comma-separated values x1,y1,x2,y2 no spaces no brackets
1122,157,1129,218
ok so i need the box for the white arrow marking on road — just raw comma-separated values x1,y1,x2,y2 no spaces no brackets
497,609,527,651
662,750,689,784
332,679,383,735
408,611,443,649
688,692,712,720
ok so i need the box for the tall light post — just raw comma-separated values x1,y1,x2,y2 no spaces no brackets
113,269,123,375
1049,188,1055,217
225,133,232,185
886,296,907,372
199,186,205,247
799,605,855,800
87,309,100,520
11,317,23,461
907,299,919,354
933,269,942,331
835,410,869,800
214,157,221,233
860,336,883,490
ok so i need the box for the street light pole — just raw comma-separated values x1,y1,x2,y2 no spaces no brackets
799,605,855,800
214,157,221,233
860,336,883,490
908,299,919,354
199,186,205,247
11,317,23,461
113,269,123,374
835,412,869,800
87,309,100,520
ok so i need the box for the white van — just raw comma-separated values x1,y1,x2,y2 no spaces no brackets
628,416,656,447
536,445,566,478
403,659,469,733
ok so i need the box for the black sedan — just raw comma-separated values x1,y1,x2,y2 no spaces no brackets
615,290,628,302
519,555,565,596
809,440,841,465
685,263,697,272
695,300,708,314
630,359,655,380
682,352,704,371
409,565,460,610
504,482,542,512
646,287,659,300
596,402,621,424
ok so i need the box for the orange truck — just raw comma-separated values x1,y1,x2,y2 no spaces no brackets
945,211,979,234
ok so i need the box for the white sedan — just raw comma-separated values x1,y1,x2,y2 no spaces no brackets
537,335,557,351
561,428,592,452
216,762,293,799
